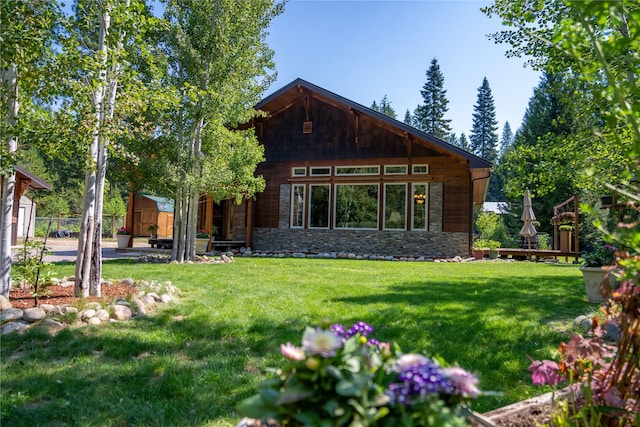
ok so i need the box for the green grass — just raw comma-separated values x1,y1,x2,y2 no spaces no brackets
1,258,594,426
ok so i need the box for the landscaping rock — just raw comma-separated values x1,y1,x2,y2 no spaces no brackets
0,295,11,310
112,304,133,321
1,320,31,335
1,308,24,322
22,308,47,323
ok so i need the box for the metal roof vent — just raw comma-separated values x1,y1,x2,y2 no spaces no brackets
303,121,312,134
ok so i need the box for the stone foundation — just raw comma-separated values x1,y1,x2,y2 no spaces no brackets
252,228,468,258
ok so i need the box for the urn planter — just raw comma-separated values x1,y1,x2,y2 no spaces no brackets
196,238,209,255
579,265,618,302
116,234,130,249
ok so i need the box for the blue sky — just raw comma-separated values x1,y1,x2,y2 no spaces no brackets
264,0,542,139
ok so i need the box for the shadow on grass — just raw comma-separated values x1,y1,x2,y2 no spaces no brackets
1,264,590,425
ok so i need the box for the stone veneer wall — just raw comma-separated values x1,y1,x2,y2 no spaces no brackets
258,181,467,257
252,228,468,258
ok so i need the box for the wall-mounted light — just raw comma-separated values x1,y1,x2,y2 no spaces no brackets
414,194,426,204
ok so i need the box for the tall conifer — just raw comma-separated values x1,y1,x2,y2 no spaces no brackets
413,58,451,139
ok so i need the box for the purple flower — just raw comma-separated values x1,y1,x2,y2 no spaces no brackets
528,359,564,386
387,358,453,405
330,323,345,337
344,321,374,339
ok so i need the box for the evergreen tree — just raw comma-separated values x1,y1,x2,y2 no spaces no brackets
413,58,451,139
470,77,499,163
447,133,458,146
403,109,413,126
370,95,396,119
500,121,514,156
458,133,471,152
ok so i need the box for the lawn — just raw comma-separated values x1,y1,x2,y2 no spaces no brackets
1,258,594,426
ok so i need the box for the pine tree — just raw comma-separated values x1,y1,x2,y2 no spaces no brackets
458,133,471,152
404,109,413,126
470,77,499,163
500,121,514,156
371,95,396,119
413,58,451,139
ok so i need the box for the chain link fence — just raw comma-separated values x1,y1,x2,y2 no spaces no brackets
34,214,125,238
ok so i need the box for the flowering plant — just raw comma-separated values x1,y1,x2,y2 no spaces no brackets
196,229,209,238
117,226,130,235
237,321,480,426
550,211,575,226
528,279,639,426
582,243,617,267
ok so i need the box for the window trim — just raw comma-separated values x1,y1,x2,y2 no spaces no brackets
310,166,332,176
411,182,429,231
308,184,331,229
290,184,306,228
384,165,408,175
412,164,429,174
333,183,380,230
292,167,307,177
335,165,380,176
383,183,407,231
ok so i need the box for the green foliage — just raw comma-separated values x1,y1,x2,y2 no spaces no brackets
473,238,501,250
238,321,477,426
475,211,509,245
371,95,397,119
10,240,54,290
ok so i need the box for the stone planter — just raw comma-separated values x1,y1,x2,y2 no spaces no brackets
116,234,130,249
196,238,209,255
488,249,499,260
580,265,618,302
473,249,484,260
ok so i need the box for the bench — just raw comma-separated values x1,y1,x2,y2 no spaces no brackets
211,240,245,250
148,238,173,249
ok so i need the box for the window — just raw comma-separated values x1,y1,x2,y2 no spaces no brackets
335,165,380,175
412,183,429,231
309,184,330,228
334,184,379,229
384,184,407,230
292,167,306,177
310,167,331,176
291,184,305,228
412,164,429,174
384,165,408,175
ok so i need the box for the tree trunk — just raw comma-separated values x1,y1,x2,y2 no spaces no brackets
76,5,110,298
0,65,18,298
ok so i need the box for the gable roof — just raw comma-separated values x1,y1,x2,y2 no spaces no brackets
257,78,492,206
138,194,174,212
15,166,51,190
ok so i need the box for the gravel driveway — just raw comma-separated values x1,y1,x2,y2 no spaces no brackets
13,238,148,263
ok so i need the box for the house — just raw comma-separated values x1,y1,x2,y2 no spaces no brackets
0,167,50,245
128,194,174,237
243,79,492,257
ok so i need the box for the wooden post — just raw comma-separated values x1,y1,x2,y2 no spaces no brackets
205,196,213,251
126,191,135,248
246,198,253,248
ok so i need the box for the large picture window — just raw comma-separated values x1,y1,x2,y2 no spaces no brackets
309,184,330,228
384,184,407,230
291,184,305,228
412,183,429,231
334,184,379,229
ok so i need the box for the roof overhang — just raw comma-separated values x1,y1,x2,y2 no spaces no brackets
257,78,493,204
15,166,51,190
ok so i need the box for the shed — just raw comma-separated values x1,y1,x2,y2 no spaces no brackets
131,195,174,237
0,166,50,245
246,79,493,257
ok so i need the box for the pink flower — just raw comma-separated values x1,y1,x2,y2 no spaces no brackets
280,343,306,361
442,367,480,398
395,354,430,372
528,359,564,386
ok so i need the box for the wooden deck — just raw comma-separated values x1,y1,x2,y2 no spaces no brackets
484,248,579,262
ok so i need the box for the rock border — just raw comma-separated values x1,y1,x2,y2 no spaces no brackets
0,279,180,336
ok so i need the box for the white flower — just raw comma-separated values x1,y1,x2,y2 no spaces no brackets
280,343,306,361
302,327,342,357
442,367,480,398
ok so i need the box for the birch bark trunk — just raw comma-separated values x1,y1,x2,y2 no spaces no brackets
0,65,18,298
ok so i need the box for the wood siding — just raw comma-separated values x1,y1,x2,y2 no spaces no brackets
254,94,472,233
